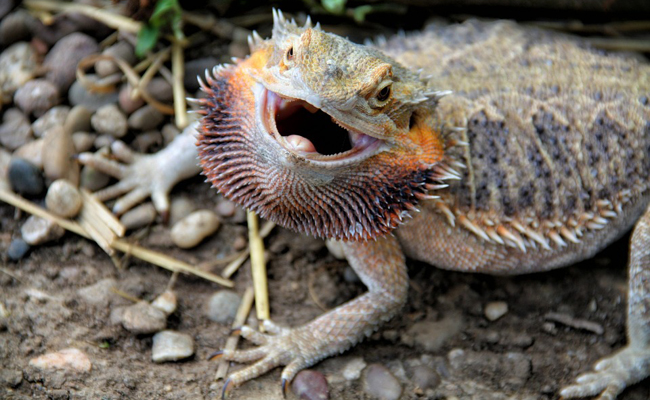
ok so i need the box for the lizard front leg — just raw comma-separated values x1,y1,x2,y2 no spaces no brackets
218,234,409,396
561,203,650,400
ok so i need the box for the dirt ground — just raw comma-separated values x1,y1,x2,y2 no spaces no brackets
2,2,650,400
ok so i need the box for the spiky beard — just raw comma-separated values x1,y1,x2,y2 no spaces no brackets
195,64,454,241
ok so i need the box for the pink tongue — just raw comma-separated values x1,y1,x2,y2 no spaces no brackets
286,135,317,153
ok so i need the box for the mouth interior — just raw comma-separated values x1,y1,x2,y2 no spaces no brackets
275,100,353,156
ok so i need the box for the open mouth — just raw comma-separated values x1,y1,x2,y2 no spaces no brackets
262,88,383,162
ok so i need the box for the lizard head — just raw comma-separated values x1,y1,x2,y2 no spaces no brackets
196,10,458,241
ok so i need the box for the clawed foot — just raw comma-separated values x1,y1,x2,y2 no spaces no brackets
77,128,201,219
212,320,328,398
560,346,650,400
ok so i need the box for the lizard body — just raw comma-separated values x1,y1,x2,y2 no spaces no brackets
80,12,650,399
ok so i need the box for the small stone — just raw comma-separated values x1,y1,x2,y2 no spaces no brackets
64,105,93,135
362,364,402,400
133,130,162,152
14,79,60,117
484,301,508,321
72,132,96,153
42,126,79,185
152,330,194,362
44,32,99,93
342,357,367,381
410,365,440,391
128,105,164,131
95,41,136,77
0,108,32,150
147,77,173,102
68,79,119,112
292,370,329,400
7,238,30,261
161,123,180,145
206,290,241,324
118,83,145,115
0,10,35,46
91,104,128,138
152,290,177,316
8,157,44,197
32,106,70,137
120,202,157,230
402,313,464,352
170,209,220,249
184,57,218,92
13,139,44,169
77,278,117,307
21,215,65,245
80,165,110,192
0,368,23,388
29,348,91,373
0,42,38,104
169,196,196,226
215,198,237,218
232,235,247,251
121,301,167,334
45,179,83,218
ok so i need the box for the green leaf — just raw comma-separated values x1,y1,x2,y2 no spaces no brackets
322,0,346,15
136,24,160,57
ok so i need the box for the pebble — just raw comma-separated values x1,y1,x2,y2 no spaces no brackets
118,83,145,114
0,42,38,104
77,278,118,307
170,209,220,249
0,368,23,388
147,77,173,102
161,123,180,145
133,130,162,153
32,106,70,137
21,215,65,245
206,290,241,324
448,349,532,390
0,9,35,46
95,41,136,77
72,132,96,153
291,370,329,400
14,79,60,117
7,238,30,261
215,198,237,218
14,139,44,169
64,105,93,135
120,203,157,230
484,301,509,321
184,57,219,92
68,78,120,111
0,108,32,150
45,179,83,218
44,32,99,93
8,158,44,197
410,365,441,391
128,105,164,131
152,330,195,363
42,126,79,185
151,290,177,316
169,196,196,226
121,301,167,334
28,348,91,373
362,364,402,400
342,357,367,380
91,104,128,138
80,165,110,192
401,312,464,352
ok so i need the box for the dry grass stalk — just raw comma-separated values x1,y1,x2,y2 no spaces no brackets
247,211,270,326
215,286,255,380
171,41,188,129
221,221,275,279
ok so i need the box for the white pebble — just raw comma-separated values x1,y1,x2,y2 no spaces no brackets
29,348,91,373
170,209,220,249
152,290,177,316
342,357,367,381
121,301,167,334
21,215,65,245
46,179,82,218
152,330,195,363
484,301,509,321
91,104,128,138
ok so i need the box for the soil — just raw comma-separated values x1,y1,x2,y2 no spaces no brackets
1,3,650,400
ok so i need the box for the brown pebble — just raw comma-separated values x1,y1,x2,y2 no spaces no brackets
134,130,162,153
72,132,96,153
292,370,329,400
0,108,32,150
42,126,79,185
215,198,237,218
44,32,99,93
118,83,145,115
121,301,167,334
64,105,93,135
80,165,110,192
95,41,136,77
170,210,220,249
91,104,128,138
45,179,82,218
120,203,157,230
0,42,38,104
14,139,44,168
128,105,164,131
21,215,65,245
147,77,173,102
0,9,36,46
14,79,60,117
32,106,70,137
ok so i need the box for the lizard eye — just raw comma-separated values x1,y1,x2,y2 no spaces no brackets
375,83,392,104
285,46,294,64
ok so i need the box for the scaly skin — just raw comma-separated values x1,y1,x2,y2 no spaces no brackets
83,11,650,399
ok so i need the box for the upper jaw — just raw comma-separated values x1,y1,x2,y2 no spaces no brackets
254,82,387,166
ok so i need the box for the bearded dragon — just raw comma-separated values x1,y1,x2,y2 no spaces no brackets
79,10,650,400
